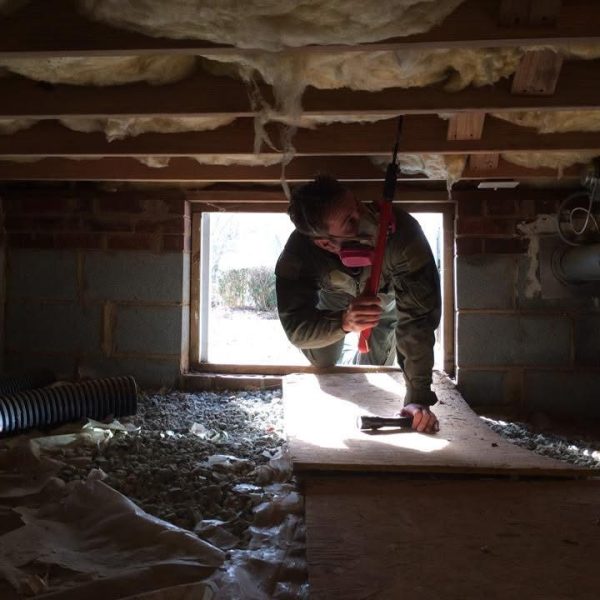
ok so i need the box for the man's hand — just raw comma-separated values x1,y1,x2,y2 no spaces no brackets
342,295,382,333
400,403,439,434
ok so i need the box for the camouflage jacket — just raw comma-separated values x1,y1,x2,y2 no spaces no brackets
275,207,441,406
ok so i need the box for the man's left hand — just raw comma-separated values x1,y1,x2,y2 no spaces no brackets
400,403,439,434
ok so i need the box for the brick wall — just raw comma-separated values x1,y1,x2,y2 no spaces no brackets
1,188,191,386
455,190,600,417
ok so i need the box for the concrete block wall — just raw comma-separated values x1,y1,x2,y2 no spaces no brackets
455,190,600,417
0,200,5,374
1,188,191,387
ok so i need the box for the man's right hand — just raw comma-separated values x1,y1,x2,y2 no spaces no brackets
342,295,382,333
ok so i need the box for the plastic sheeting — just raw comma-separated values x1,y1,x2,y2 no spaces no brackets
0,423,307,599
0,472,223,597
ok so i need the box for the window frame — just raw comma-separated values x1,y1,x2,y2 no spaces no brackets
188,200,455,377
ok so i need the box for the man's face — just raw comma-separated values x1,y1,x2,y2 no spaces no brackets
313,190,362,255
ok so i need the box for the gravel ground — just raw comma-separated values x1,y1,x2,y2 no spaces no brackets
0,387,308,598
44,389,600,598
57,388,291,545
481,416,600,469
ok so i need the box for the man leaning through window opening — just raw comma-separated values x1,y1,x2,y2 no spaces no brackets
275,175,441,433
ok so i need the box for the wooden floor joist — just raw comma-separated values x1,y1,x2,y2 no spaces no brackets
2,116,600,158
3,59,600,119
1,0,600,57
0,155,581,182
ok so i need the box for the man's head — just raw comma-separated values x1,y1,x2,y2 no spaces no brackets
288,175,372,256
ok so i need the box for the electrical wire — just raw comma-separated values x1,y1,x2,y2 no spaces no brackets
557,178,600,246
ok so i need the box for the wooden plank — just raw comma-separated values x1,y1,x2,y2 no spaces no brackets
529,0,563,26
442,208,455,376
0,156,409,183
511,50,564,95
283,371,597,476
500,0,561,26
0,156,581,183
468,153,500,171
2,116,600,157
189,213,201,368
3,59,600,119
305,476,600,600
463,156,581,179
499,0,531,26
187,187,451,203
447,112,486,140
1,1,599,56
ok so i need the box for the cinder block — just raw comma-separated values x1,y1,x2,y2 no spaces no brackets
4,352,76,380
525,371,600,417
516,253,599,310
458,314,570,366
84,252,185,302
0,245,5,374
456,369,509,406
7,249,77,300
114,305,182,356
574,316,600,366
6,300,100,354
456,255,516,309
79,355,181,388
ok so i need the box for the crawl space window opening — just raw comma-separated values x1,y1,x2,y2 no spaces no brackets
197,211,445,369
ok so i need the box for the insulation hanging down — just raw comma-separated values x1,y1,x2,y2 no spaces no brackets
0,1,599,180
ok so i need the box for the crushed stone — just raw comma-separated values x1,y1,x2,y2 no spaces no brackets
56,388,289,544
481,416,600,469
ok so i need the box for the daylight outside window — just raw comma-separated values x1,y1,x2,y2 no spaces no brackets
200,212,443,367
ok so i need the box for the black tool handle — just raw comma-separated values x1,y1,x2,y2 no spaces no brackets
357,415,413,430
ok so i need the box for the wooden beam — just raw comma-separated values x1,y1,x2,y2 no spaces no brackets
0,155,580,183
187,186,452,204
511,50,564,95
3,59,600,119
0,156,395,182
463,156,581,179
500,0,562,27
1,116,599,157
1,0,600,57
447,112,486,140
528,0,563,26
451,188,573,204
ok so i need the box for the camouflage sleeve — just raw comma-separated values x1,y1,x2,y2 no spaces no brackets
388,221,442,407
275,251,346,350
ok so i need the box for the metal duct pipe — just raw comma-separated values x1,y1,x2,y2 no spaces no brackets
552,243,600,284
0,370,55,396
0,376,138,436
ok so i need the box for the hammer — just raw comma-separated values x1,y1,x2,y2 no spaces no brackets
357,415,413,431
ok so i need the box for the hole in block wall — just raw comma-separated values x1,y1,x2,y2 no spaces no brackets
198,211,444,368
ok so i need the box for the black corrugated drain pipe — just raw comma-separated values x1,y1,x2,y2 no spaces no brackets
0,376,138,435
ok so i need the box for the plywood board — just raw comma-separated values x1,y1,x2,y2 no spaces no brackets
305,476,600,600
283,372,597,476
